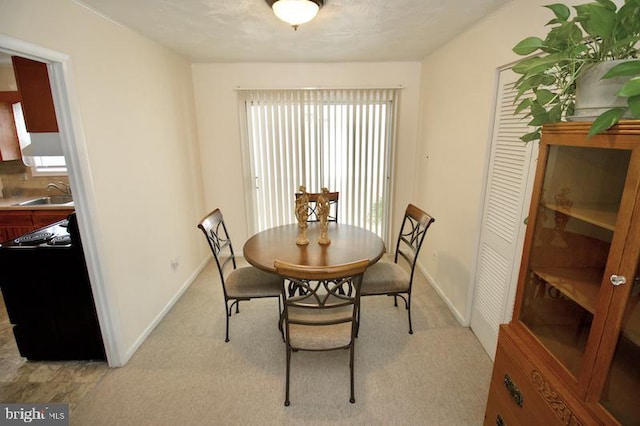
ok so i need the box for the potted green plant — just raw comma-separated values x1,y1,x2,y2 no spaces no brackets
512,0,640,141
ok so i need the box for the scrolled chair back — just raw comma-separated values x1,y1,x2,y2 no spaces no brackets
198,208,237,281
276,260,369,314
273,258,370,406
295,191,339,222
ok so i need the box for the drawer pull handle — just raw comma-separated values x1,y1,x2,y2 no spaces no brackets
496,414,505,426
504,374,524,407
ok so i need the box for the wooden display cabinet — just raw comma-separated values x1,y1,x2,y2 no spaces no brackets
484,122,640,425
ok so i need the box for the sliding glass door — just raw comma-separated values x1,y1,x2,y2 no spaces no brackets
239,88,399,241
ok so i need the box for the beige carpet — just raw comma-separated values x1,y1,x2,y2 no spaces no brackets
71,259,492,425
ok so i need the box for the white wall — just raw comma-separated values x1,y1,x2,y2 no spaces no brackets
0,0,597,365
415,0,587,323
192,62,422,245
0,0,207,365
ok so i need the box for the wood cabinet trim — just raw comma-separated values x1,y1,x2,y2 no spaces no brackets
529,370,582,425
0,91,21,103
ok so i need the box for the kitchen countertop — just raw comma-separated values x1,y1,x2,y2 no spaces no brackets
0,195,75,211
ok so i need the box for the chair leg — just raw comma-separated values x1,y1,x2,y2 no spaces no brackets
224,301,231,343
278,309,285,343
277,296,283,337
285,346,291,406
349,344,355,403
407,293,413,335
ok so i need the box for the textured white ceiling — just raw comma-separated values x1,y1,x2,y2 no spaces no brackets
74,0,513,63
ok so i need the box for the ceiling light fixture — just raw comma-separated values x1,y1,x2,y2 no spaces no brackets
266,0,324,31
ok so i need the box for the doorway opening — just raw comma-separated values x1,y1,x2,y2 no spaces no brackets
0,35,117,366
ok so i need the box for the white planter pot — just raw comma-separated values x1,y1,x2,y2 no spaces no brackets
571,59,634,121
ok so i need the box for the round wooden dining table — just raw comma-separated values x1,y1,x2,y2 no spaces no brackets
243,222,386,273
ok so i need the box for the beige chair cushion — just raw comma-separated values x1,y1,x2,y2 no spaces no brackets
225,266,282,298
361,261,410,295
288,321,353,350
285,294,356,350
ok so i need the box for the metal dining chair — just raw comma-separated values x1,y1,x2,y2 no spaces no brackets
295,190,339,222
197,208,282,342
360,204,435,334
274,258,369,406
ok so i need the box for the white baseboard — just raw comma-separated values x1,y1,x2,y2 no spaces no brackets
416,262,468,327
120,257,210,365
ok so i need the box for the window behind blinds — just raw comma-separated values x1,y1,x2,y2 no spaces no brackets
238,88,399,242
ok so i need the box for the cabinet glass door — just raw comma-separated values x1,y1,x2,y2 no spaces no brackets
599,261,640,424
519,145,631,377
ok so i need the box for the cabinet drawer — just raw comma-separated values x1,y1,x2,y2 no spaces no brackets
485,346,555,425
484,334,585,425
2,226,34,241
0,211,33,226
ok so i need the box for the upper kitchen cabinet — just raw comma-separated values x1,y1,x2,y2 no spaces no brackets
11,56,58,133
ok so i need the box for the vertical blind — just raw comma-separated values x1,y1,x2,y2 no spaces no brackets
238,88,400,241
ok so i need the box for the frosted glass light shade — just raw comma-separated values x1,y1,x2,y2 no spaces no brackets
272,0,320,28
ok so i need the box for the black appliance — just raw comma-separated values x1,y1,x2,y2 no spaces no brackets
0,212,105,361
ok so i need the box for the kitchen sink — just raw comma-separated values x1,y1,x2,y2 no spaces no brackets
13,195,74,206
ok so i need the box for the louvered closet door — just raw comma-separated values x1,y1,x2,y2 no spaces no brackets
470,68,537,359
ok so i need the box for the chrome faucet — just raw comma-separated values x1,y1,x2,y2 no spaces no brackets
47,182,72,195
